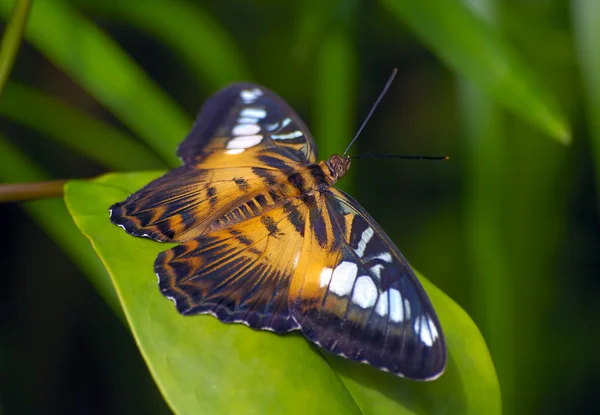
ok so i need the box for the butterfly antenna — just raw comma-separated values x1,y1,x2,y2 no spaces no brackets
350,153,449,161
343,68,398,156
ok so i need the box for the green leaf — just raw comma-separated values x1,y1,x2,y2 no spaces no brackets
0,0,31,97
378,0,571,144
459,79,514,412
65,172,500,414
291,0,343,64
573,0,600,209
0,0,190,166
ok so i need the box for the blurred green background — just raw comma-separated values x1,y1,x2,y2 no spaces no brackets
0,0,598,414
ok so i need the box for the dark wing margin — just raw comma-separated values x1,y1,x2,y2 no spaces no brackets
290,188,446,380
178,83,318,165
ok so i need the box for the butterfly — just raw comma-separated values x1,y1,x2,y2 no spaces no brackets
109,82,446,380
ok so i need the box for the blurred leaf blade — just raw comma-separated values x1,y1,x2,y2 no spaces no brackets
314,23,357,193
0,136,121,317
292,0,341,64
0,0,190,166
459,79,513,413
572,0,600,207
378,0,571,144
0,82,166,171
65,172,500,414
73,0,252,89
0,0,30,97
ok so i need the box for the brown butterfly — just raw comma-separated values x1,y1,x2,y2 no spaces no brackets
110,83,446,380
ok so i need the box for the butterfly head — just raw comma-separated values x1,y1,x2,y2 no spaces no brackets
323,154,351,185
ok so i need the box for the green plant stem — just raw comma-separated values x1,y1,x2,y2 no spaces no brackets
0,179,68,202
0,0,31,97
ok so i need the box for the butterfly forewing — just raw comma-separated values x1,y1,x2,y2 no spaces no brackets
290,188,446,380
111,83,316,242
110,165,282,242
178,83,317,165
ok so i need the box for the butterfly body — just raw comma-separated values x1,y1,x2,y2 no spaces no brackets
110,83,446,380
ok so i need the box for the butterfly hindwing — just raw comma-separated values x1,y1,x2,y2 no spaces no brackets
178,83,317,165
289,188,446,380
157,198,308,333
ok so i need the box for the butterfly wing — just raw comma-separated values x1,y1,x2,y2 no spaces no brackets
156,198,308,333
289,188,446,380
110,83,317,242
110,165,292,242
178,83,317,165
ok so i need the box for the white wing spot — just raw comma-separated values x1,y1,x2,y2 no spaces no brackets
118,224,126,231
329,261,357,296
272,131,303,140
355,227,374,257
352,276,378,308
232,124,260,136
237,117,256,124
225,148,245,155
414,316,437,347
240,88,263,103
241,108,267,119
404,298,411,320
375,291,389,316
428,316,439,343
375,252,393,263
226,134,263,149
389,288,404,322
370,263,384,280
281,117,292,128
264,122,279,131
319,267,333,288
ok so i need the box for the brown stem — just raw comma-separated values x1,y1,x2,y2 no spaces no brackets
0,179,68,202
